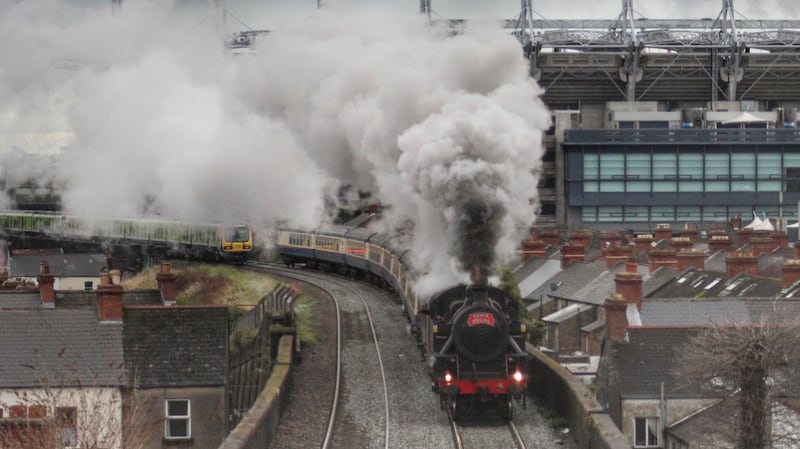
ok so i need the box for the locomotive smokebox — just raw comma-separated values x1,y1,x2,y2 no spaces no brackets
451,285,510,363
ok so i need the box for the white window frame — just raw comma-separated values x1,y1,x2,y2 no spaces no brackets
56,406,78,449
164,399,191,440
633,416,659,448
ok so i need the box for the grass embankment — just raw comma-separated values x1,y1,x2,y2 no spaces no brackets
121,261,318,346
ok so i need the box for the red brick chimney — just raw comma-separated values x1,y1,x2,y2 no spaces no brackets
561,244,585,268
795,240,800,259
568,230,591,250
648,249,678,272
528,226,538,241
538,229,561,249
670,237,693,252
604,245,633,268
737,227,757,247
520,239,548,261
731,214,742,230
772,231,789,249
157,261,177,305
615,262,643,310
654,224,672,242
708,235,733,254
633,234,654,256
726,252,758,278
605,293,628,339
37,261,55,308
750,236,775,256
680,227,700,243
599,231,622,248
96,271,123,322
0,269,8,287
781,260,800,288
676,250,706,272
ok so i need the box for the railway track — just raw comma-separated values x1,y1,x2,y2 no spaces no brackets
450,415,529,449
248,262,391,449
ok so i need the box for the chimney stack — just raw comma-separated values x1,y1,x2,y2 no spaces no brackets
648,249,678,272
538,229,561,249
654,224,671,242
782,260,800,288
670,236,693,252
561,244,585,268
771,231,789,249
726,251,758,278
568,230,591,251
520,239,547,261
750,236,775,256
676,250,706,272
708,234,733,254
604,245,633,268
737,227,757,247
599,231,622,249
605,293,628,340
731,214,742,230
96,271,123,322
37,261,55,308
680,227,699,244
633,234,654,256
157,261,177,305
614,262,643,310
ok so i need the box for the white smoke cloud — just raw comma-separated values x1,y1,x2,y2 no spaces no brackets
0,1,549,293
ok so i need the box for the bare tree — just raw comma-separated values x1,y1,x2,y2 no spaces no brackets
674,316,800,448
1,365,154,449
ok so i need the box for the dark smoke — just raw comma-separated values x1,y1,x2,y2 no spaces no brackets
454,196,504,285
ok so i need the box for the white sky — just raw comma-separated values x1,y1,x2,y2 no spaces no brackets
220,0,800,31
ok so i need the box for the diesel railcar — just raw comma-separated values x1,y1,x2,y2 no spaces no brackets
0,211,253,263
275,223,529,420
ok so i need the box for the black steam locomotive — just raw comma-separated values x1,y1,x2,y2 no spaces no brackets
275,224,530,420
428,284,528,419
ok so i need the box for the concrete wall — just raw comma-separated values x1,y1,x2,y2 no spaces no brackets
217,335,294,449
126,386,226,449
526,343,631,449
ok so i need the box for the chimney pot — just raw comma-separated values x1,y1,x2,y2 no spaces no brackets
605,294,628,339
96,271,123,322
157,260,177,305
37,260,55,308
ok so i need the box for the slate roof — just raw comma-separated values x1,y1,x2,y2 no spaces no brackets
0,308,124,388
642,266,678,297
639,298,800,326
9,253,107,278
124,306,228,388
516,258,562,299
571,262,651,306
524,260,611,307
647,269,783,298
609,326,709,399
703,250,727,273
0,292,41,309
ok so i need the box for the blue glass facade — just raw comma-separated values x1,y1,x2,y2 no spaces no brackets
566,128,800,225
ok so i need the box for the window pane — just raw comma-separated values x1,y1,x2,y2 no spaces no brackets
653,153,677,192
677,207,700,221
635,418,647,446
702,206,727,221
598,206,622,222
584,181,599,192
705,153,729,192
600,154,624,179
627,153,650,192
600,181,624,192
584,154,598,179
168,419,189,438
625,207,648,222
731,153,755,193
679,154,702,192
647,418,659,445
167,400,188,416
652,206,675,221
582,207,597,222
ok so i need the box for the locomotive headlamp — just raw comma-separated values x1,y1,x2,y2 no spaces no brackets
513,370,523,383
432,325,438,334
444,371,453,383
520,323,526,333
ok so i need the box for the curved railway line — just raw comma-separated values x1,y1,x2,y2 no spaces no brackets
247,262,391,449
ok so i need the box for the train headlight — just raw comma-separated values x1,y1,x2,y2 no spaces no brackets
520,323,526,333
432,325,438,334
512,370,523,383
444,371,453,383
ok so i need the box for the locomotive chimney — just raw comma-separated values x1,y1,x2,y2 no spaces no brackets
465,284,489,306
469,265,489,286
